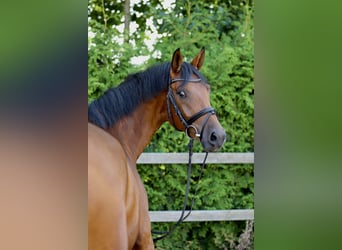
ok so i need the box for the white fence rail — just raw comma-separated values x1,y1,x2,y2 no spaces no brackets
137,152,254,164
149,209,254,222
137,153,254,222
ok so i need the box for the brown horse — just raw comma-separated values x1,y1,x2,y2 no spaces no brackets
88,48,226,249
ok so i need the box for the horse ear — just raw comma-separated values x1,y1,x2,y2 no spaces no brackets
191,47,205,70
171,48,183,75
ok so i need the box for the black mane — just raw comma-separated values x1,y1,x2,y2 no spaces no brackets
88,62,206,129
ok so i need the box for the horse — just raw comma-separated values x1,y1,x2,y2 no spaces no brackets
88,47,226,249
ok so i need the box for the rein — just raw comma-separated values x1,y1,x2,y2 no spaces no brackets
152,138,209,243
152,77,216,243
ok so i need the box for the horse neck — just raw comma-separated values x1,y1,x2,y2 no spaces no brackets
106,91,168,164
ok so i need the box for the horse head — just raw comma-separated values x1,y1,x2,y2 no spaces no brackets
167,47,226,152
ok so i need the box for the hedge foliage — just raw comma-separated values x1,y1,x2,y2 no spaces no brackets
88,0,254,249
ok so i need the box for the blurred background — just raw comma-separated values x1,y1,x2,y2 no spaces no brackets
0,1,88,249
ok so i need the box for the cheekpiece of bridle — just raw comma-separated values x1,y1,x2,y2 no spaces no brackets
166,77,216,139
153,77,217,244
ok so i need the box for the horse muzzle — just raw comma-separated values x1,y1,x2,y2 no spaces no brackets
200,125,226,152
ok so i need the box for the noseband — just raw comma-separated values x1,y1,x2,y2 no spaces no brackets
166,77,216,139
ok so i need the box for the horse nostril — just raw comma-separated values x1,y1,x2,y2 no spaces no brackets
210,132,217,142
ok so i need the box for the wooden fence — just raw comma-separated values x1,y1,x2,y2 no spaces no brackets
137,152,254,222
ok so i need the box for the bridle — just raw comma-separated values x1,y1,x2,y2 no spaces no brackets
152,77,217,244
166,77,216,140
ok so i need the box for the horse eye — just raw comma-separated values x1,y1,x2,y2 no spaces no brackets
177,90,186,98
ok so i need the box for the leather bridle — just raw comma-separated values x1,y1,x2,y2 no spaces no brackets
166,77,216,139
153,77,217,244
